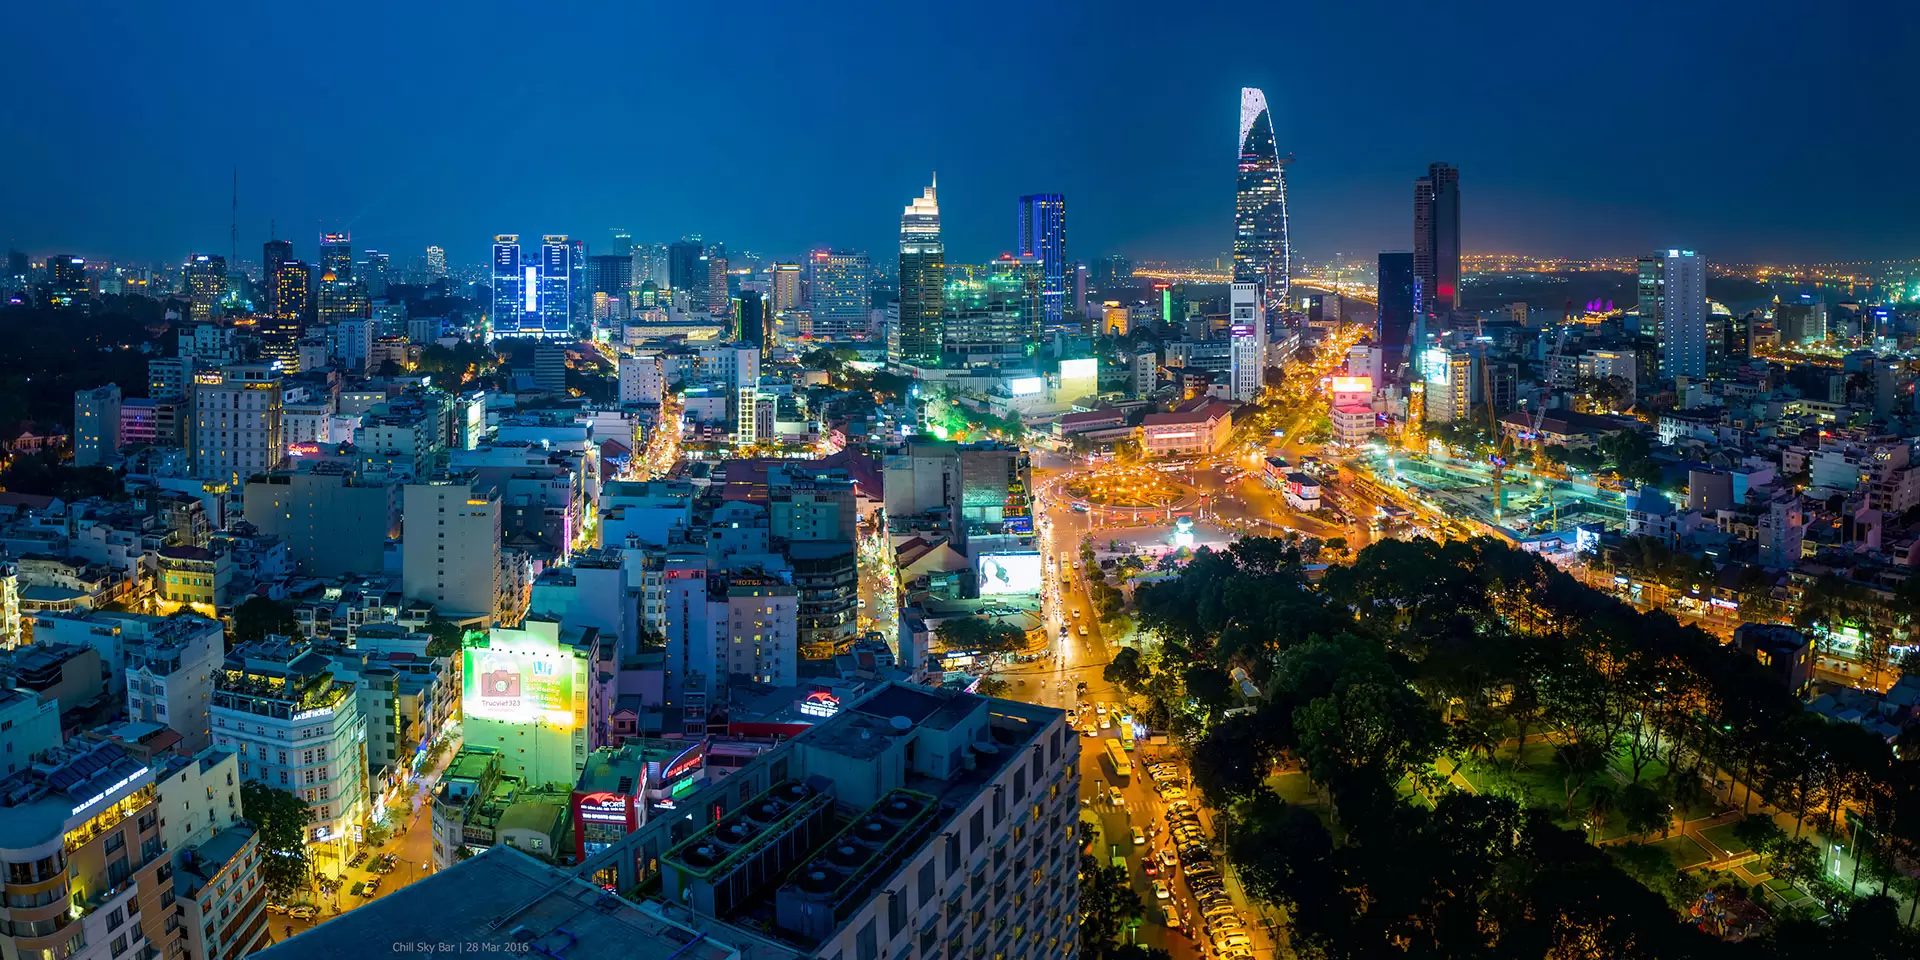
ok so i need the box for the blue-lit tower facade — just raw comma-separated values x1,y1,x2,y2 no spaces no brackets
540,235,573,337
1016,194,1067,331
1234,87,1290,317
489,233,574,339
491,235,525,334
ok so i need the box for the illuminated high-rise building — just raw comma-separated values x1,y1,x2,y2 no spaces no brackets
668,238,704,292
896,176,945,366
262,239,292,310
184,253,227,322
772,261,802,313
491,235,526,334
632,242,669,290
1229,282,1266,401
1233,87,1290,314
425,245,447,278
1643,249,1708,380
589,254,632,302
540,236,573,338
705,253,729,316
360,250,390,297
940,256,1040,368
1413,163,1461,315
807,250,870,339
319,232,353,282
48,254,88,308
609,228,632,257
261,259,310,370
1016,193,1066,330
1376,251,1418,384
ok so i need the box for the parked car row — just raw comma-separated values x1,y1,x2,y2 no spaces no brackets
1164,799,1251,959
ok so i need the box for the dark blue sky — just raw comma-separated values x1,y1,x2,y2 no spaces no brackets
4,1,1915,269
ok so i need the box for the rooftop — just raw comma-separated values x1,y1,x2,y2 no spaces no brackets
257,847,755,960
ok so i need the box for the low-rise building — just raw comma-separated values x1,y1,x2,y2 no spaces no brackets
1140,400,1233,457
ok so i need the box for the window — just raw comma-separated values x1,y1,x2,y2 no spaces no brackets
111,934,128,957
855,919,878,960
969,810,984,852
918,860,936,907
945,834,960,876
107,908,124,931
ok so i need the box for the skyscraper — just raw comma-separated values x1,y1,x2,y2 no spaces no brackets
1376,251,1418,384
738,290,768,353
262,259,310,370
1233,87,1290,314
425,245,447,278
940,256,1040,368
705,253,729,316
771,262,802,313
1413,163,1460,315
184,254,227,322
360,250,390,297
262,239,292,313
609,228,632,257
48,255,88,308
807,250,870,339
668,238,704,293
1016,193,1066,331
491,235,525,334
896,177,945,366
540,236,573,337
588,254,632,301
1642,249,1708,380
1229,282,1266,401
319,232,352,282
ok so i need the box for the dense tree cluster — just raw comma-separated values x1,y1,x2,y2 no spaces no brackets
1129,535,1920,957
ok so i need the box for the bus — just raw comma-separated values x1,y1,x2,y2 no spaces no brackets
1119,721,1136,752
1103,738,1131,783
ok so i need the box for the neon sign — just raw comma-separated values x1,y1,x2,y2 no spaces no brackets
799,690,840,718
661,744,705,783
70,771,143,816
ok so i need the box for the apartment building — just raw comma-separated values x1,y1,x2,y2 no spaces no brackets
211,640,369,844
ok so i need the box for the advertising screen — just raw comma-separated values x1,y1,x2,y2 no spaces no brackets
1058,358,1097,381
1008,376,1045,397
1330,376,1372,395
463,642,576,729
977,552,1044,596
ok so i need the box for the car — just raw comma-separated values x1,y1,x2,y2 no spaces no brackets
1109,787,1123,806
1098,714,1110,729
1210,917,1246,934
1164,911,1182,931
1082,724,1099,738
1153,880,1170,900
1159,848,1177,869
1143,859,1159,877
1095,702,1108,716
360,878,380,897
1160,787,1188,801
266,902,288,915
1216,934,1253,950
1072,608,1082,620
1131,827,1145,846
1078,625,1089,637
287,905,318,921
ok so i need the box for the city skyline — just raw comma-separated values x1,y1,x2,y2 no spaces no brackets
5,3,1916,267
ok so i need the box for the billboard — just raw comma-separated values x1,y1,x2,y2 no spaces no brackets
1330,376,1372,395
977,552,1044,596
463,641,576,729
1059,358,1097,381
1008,376,1045,397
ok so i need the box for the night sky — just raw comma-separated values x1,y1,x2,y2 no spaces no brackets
4,1,1915,268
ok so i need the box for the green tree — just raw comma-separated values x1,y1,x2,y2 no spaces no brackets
935,616,1025,653
231,596,300,646
1078,852,1143,958
424,619,465,658
1104,647,1147,690
242,782,314,901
